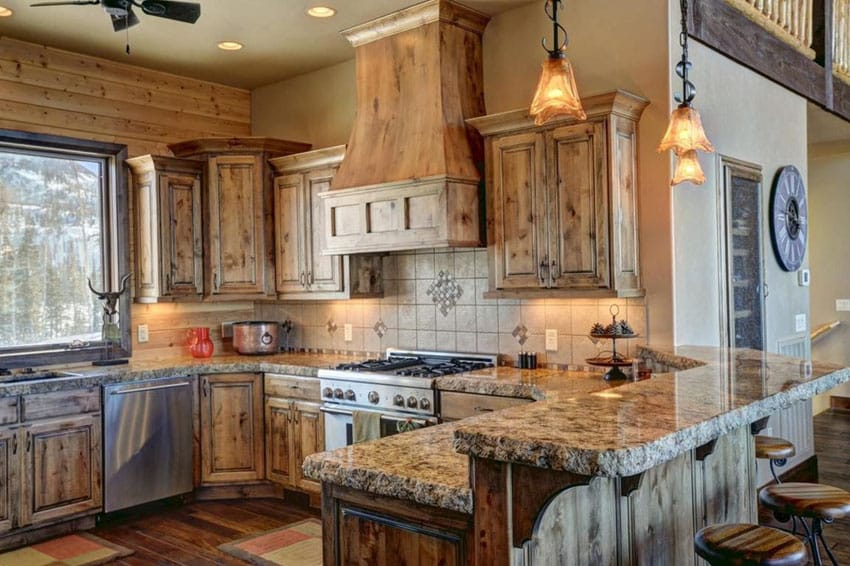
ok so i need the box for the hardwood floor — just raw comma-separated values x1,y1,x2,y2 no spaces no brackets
92,495,318,565
90,412,850,565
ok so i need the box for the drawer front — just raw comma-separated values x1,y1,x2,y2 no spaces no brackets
265,374,320,402
439,391,531,421
22,388,101,422
0,397,18,426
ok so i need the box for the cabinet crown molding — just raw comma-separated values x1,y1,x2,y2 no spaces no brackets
168,137,311,158
269,145,346,175
467,90,649,136
342,0,490,47
126,154,205,175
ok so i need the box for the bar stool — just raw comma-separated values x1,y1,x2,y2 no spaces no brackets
694,523,807,566
760,482,850,566
755,435,795,484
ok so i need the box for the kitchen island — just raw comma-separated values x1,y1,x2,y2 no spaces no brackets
304,346,850,566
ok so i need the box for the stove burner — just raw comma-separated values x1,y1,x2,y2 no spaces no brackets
395,359,493,377
334,356,422,372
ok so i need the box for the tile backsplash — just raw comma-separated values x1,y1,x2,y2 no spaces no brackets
255,249,648,366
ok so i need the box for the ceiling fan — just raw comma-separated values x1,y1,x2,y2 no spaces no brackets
30,0,201,33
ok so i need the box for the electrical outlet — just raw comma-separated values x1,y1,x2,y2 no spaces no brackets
798,269,810,286
795,313,807,333
221,321,235,338
837,299,850,312
545,329,558,351
137,324,149,343
344,324,353,342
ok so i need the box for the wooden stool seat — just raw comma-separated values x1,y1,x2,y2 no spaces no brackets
694,524,807,566
755,435,796,461
759,482,850,521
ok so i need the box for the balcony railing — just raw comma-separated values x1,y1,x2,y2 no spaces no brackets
725,0,816,59
835,0,850,83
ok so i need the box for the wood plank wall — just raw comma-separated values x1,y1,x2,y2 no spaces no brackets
0,37,255,361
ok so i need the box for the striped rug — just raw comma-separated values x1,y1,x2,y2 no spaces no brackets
218,518,322,566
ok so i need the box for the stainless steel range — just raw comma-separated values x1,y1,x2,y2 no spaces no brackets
318,349,497,449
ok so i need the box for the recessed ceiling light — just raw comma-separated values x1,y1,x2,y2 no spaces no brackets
217,41,243,51
307,6,336,18
0,6,13,17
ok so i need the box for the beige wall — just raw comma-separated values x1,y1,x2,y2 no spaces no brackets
672,40,809,351
252,0,674,348
808,144,850,411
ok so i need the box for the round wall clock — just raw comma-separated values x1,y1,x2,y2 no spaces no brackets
769,165,807,272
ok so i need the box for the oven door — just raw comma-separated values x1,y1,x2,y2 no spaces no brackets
321,405,437,450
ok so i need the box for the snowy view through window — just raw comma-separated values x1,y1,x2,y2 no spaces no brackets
0,150,105,349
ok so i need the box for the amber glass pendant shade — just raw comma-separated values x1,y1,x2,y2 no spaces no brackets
530,56,587,125
658,105,714,154
671,149,705,186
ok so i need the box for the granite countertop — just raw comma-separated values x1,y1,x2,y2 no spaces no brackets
304,345,850,514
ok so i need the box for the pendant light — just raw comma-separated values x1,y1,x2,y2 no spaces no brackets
658,0,713,186
530,0,586,126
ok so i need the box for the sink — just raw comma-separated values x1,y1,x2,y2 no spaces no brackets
0,370,82,383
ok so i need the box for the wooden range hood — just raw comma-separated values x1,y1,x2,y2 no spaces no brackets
319,0,489,254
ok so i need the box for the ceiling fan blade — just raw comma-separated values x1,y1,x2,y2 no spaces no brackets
110,5,139,31
31,1,100,6
138,0,199,23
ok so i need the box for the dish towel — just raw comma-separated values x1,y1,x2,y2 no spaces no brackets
353,411,382,443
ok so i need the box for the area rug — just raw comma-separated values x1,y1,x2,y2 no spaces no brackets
0,532,133,566
218,518,322,566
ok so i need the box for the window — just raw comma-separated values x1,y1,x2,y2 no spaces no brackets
0,129,131,368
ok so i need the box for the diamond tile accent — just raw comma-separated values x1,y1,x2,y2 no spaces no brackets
326,319,338,335
427,270,463,317
512,324,529,346
373,319,388,338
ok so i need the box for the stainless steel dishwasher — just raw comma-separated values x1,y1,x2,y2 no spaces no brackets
103,376,193,513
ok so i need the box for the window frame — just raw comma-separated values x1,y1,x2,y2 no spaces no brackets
0,128,132,368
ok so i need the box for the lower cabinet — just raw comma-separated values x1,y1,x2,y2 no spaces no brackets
199,373,265,484
265,398,324,494
0,428,17,535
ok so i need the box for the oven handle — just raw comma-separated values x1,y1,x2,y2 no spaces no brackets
319,406,437,426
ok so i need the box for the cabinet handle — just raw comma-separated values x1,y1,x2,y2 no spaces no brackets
300,272,306,286
473,407,494,413
213,273,219,291
165,273,171,290
202,379,209,398
294,411,300,425
307,272,314,286
539,259,550,287
12,435,16,455
25,432,31,453
550,260,560,279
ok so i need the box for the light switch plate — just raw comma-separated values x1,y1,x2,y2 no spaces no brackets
795,313,807,333
545,329,558,351
837,299,850,312
798,269,810,286
344,324,353,342
137,324,149,343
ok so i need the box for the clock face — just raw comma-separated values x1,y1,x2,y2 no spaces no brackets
769,165,807,272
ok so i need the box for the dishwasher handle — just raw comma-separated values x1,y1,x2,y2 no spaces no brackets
108,381,190,395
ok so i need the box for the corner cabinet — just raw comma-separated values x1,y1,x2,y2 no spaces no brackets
127,156,204,302
468,90,648,297
269,146,383,300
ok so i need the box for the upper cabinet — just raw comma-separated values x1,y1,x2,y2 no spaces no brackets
270,146,383,300
468,91,648,297
129,137,311,303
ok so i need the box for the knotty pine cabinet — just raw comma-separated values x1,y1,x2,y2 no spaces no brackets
163,137,312,301
127,155,204,302
0,388,102,537
199,373,265,484
269,146,383,300
468,90,648,297
264,374,324,494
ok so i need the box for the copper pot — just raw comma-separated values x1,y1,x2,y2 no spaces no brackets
232,321,280,355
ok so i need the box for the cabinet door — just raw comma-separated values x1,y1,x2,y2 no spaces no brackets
208,155,267,296
547,121,610,288
304,167,344,293
293,401,324,493
200,374,264,484
159,171,203,297
20,414,102,527
490,132,548,289
274,174,308,294
265,397,295,486
0,428,18,533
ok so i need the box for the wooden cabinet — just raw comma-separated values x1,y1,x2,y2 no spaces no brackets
199,373,265,484
127,155,204,302
264,374,324,494
468,90,647,297
20,414,102,527
0,428,17,535
270,146,383,300
167,137,312,301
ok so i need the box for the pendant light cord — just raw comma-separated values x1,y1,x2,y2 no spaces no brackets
542,0,568,58
676,0,696,106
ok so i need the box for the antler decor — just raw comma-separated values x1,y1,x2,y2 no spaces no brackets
87,274,130,342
